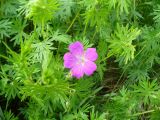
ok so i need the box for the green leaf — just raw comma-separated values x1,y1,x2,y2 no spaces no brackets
0,19,12,40
108,24,141,64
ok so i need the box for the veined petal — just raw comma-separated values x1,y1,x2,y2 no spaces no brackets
69,41,84,55
83,61,97,76
71,65,84,79
63,52,76,68
85,48,98,61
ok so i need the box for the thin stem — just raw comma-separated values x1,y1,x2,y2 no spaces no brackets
57,10,80,55
83,23,88,36
131,109,155,117
65,10,80,34
91,29,97,42
41,18,45,38
113,45,146,91
99,53,113,63
133,0,136,23
5,100,9,110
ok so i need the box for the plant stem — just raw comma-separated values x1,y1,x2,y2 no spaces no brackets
83,23,88,36
131,109,155,117
65,10,80,34
57,10,80,55
91,29,97,42
133,0,136,24
41,18,45,38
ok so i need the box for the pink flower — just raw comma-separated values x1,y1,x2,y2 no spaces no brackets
64,41,98,79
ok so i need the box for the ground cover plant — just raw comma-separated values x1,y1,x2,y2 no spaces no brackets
0,0,160,119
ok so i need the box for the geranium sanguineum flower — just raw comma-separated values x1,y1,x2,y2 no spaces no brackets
64,41,98,79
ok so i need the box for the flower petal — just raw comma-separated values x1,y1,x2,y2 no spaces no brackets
69,41,83,55
83,61,97,76
85,48,98,61
71,65,84,79
63,52,76,68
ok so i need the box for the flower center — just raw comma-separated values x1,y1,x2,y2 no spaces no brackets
76,54,87,66
80,56,86,64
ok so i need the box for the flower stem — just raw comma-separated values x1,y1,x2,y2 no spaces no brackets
65,10,80,34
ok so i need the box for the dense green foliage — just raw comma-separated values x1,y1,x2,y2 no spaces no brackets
0,0,160,119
